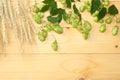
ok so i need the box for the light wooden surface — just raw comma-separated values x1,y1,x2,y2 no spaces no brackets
0,0,120,53
0,54,120,80
0,0,120,80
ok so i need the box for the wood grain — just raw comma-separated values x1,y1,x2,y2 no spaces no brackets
0,54,120,80
0,0,120,53
0,0,120,80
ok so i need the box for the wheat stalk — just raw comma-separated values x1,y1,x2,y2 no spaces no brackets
20,7,30,42
0,0,37,48
21,4,33,43
15,0,24,43
0,0,8,45
2,0,11,28
22,1,37,41
15,0,34,43
7,0,24,53
19,1,37,43
7,0,19,38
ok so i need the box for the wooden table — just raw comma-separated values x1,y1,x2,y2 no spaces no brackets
0,0,120,80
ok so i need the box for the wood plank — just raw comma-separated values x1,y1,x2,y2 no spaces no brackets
0,0,120,53
0,1,120,80
0,54,120,80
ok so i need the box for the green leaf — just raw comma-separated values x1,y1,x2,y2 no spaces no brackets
108,5,119,15
97,7,107,21
56,8,67,21
62,11,67,21
73,4,81,20
73,4,79,15
58,8,65,15
47,15,62,23
66,0,71,8
50,8,58,16
43,0,54,4
49,1,58,15
49,1,57,8
40,5,49,12
43,0,58,15
77,0,80,1
90,0,101,14
71,0,75,2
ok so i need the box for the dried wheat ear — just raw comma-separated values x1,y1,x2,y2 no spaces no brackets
0,0,36,46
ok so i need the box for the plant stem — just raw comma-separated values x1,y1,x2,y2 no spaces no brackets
1,0,8,45
2,0,11,28
7,0,19,38
21,1,37,43
15,0,24,43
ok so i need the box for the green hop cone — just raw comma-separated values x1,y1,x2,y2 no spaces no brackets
51,40,58,51
116,17,120,23
60,0,66,4
112,26,119,36
77,24,84,33
32,5,40,13
41,29,48,38
93,16,99,22
70,17,79,28
84,0,91,6
38,29,48,41
99,24,106,32
84,0,89,4
92,11,99,17
84,20,92,32
53,24,63,34
103,0,110,6
39,4,45,11
33,13,42,24
105,17,112,24
82,32,89,40
63,12,72,23
99,19,104,23
86,5,91,12
38,34,45,41
45,24,53,31
79,6,86,12
37,12,44,18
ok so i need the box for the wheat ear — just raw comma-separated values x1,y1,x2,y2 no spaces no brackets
7,0,19,38
15,0,24,43
20,3,33,43
0,0,8,45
